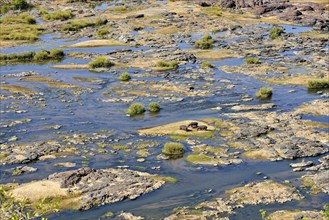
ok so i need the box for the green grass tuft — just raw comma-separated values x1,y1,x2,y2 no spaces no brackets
256,87,273,100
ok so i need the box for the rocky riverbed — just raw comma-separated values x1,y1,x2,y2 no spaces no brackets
0,0,328,219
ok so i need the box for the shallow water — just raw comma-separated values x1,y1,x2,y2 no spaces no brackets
0,21,328,220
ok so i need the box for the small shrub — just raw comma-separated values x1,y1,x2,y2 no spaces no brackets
126,103,145,116
246,56,260,64
43,11,73,21
49,49,64,59
97,28,109,38
201,61,213,68
149,102,160,113
119,72,131,81
13,0,29,10
195,34,214,49
156,60,179,69
256,87,273,100
162,142,185,156
269,26,284,39
34,50,50,60
307,79,329,89
88,57,114,68
1,5,10,14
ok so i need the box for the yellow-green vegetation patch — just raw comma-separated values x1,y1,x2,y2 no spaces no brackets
152,26,180,35
192,49,240,61
62,18,107,31
186,154,219,165
51,64,89,69
153,60,179,71
242,149,279,160
303,120,329,129
0,13,44,47
0,153,8,161
111,145,131,152
138,120,216,139
0,84,35,96
299,30,329,39
42,10,73,21
64,39,126,48
73,77,102,83
22,76,82,90
202,118,239,138
261,75,328,88
149,175,177,183
11,180,81,215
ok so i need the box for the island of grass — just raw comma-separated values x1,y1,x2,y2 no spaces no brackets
137,120,216,140
0,13,44,48
0,49,65,65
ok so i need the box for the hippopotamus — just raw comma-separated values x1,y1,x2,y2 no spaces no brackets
197,125,207,131
179,125,189,131
188,122,198,128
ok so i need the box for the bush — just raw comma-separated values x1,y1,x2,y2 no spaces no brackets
308,79,329,89
156,60,179,69
49,49,64,59
201,61,213,68
43,11,73,21
162,142,185,156
13,0,29,10
119,72,131,81
34,50,50,60
88,57,114,68
0,13,36,24
149,102,160,113
195,34,214,49
246,56,260,64
269,26,284,39
256,87,273,100
126,103,145,116
97,28,109,38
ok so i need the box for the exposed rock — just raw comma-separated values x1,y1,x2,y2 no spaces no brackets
0,141,72,165
12,166,37,176
268,210,326,220
302,170,329,194
118,212,145,220
226,180,303,207
11,168,165,211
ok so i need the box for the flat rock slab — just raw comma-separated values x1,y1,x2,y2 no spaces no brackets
268,210,326,220
226,180,303,207
0,141,70,165
302,170,329,195
12,167,165,210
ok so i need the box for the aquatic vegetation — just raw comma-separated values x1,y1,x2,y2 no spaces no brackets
0,13,43,43
195,34,214,49
307,79,329,89
62,18,107,31
0,49,64,64
162,142,185,156
201,61,213,68
43,10,73,21
246,56,260,64
256,87,273,99
119,72,131,82
269,26,285,39
156,60,179,70
149,102,161,113
97,28,109,39
126,103,145,116
88,57,114,68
